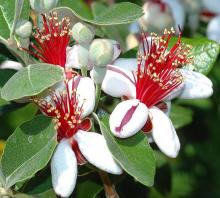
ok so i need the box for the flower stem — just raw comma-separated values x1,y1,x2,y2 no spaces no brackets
98,171,119,198
94,83,102,112
81,66,87,77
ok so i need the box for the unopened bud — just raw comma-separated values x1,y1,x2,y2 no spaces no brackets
109,40,121,61
72,22,95,44
30,0,58,13
15,19,32,38
89,39,114,67
90,67,107,84
139,1,174,32
65,45,89,69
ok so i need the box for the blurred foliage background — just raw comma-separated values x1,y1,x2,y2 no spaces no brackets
0,0,220,197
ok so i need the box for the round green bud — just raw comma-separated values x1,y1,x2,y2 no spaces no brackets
72,22,95,44
89,39,114,67
15,19,32,38
30,0,58,13
66,45,89,69
91,67,107,84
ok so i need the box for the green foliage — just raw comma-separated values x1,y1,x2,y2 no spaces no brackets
170,104,193,129
1,115,57,188
1,64,63,101
0,0,30,40
169,37,220,74
100,116,156,187
55,2,143,26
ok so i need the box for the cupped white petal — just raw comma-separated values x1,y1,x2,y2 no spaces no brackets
207,15,220,44
164,83,184,100
74,130,123,175
71,77,95,118
0,60,23,70
109,99,148,138
150,107,180,158
102,65,136,98
51,139,77,198
180,69,213,99
112,58,137,72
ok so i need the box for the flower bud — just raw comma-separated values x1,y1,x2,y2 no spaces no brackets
108,40,121,61
89,39,114,67
90,67,107,84
15,19,32,38
66,45,89,69
139,1,174,33
30,0,58,13
72,22,95,44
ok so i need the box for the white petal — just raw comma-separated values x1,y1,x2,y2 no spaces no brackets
112,58,137,72
74,130,123,175
150,107,180,158
0,60,23,70
180,69,213,99
202,0,220,14
109,99,148,138
74,77,95,118
102,65,136,98
51,139,77,197
164,83,184,100
207,15,220,44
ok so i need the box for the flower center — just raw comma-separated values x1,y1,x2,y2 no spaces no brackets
34,75,90,140
23,12,71,67
135,28,192,108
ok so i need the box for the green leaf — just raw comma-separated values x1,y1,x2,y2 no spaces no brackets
60,0,92,19
74,173,103,198
91,2,129,51
0,9,10,40
0,69,16,91
55,2,143,26
99,115,156,187
0,168,6,186
1,63,63,101
170,104,193,129
1,115,57,188
170,37,220,75
0,0,30,38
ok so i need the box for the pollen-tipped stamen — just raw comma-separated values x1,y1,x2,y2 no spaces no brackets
22,12,71,67
136,28,192,108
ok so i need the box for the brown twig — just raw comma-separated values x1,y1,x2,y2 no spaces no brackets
99,171,119,198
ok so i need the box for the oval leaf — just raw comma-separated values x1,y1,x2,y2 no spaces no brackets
169,104,193,129
1,115,57,188
100,116,156,187
1,63,63,101
54,2,143,26
169,37,220,75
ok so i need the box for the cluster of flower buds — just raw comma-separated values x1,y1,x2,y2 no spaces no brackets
68,22,121,84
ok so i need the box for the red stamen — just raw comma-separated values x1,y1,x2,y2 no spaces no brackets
35,75,90,140
23,12,71,67
136,28,192,108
